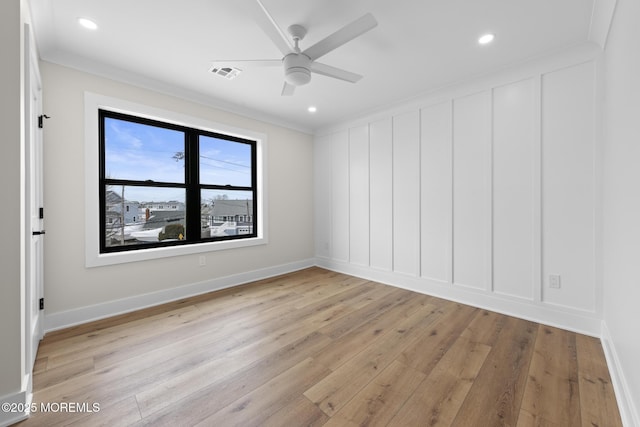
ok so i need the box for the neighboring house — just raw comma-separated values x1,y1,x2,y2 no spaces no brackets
136,201,187,230
203,199,254,236
141,201,185,211
107,197,254,241
105,190,141,225
209,199,253,223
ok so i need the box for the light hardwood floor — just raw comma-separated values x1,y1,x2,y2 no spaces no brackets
18,267,621,426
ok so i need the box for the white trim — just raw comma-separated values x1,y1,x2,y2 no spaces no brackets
316,258,603,337
588,0,618,49
532,74,543,305
0,389,30,427
593,54,606,320
45,258,315,332
40,55,313,135
316,43,601,137
601,321,640,427
83,92,269,267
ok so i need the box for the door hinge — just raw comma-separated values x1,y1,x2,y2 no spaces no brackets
38,114,50,129
39,207,44,219
39,298,44,310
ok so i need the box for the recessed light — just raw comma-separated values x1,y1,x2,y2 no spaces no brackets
478,33,495,45
308,106,317,113
78,17,98,30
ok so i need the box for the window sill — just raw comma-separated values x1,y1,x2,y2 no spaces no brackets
86,235,267,267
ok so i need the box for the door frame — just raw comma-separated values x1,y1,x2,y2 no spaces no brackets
24,21,45,390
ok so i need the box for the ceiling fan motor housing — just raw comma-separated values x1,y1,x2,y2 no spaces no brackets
284,53,311,86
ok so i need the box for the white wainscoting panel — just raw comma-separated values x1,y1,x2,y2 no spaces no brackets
314,134,332,258
331,130,350,263
349,125,370,266
492,79,535,299
313,52,601,336
392,110,421,277
541,62,596,311
420,101,453,283
369,118,394,272
452,91,491,290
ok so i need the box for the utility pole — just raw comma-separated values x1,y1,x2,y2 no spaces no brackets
121,185,125,245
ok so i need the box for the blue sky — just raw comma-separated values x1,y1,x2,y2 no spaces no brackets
105,117,252,203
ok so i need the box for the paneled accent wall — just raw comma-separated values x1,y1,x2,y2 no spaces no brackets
330,130,350,263
314,133,332,259
315,59,600,334
392,111,421,276
368,119,393,271
349,125,370,267
492,79,536,300
420,102,452,284
541,64,597,312
452,91,492,290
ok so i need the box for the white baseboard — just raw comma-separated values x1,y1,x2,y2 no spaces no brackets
0,389,30,427
316,258,602,337
601,321,640,427
44,258,315,333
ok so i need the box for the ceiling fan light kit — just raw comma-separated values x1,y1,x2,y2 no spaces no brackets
211,0,378,96
283,53,311,86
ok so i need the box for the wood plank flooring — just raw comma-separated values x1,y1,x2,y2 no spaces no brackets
18,267,622,427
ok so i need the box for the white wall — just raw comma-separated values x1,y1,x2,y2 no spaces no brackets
420,101,452,284
349,125,370,267
492,79,535,299
452,91,491,290
315,46,602,336
392,110,421,277
41,62,314,326
331,130,350,263
368,118,393,271
602,0,640,424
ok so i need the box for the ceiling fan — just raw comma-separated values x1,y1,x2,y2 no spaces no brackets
211,0,378,96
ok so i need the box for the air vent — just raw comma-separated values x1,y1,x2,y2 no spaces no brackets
209,66,242,80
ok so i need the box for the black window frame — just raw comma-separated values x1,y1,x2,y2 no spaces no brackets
99,109,258,253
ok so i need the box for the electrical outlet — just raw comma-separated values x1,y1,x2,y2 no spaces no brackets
549,274,561,289
198,255,206,267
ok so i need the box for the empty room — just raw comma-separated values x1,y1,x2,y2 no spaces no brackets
1,0,639,425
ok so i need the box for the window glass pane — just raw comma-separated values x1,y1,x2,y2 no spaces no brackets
200,136,252,187
201,189,254,238
104,117,185,183
105,186,186,248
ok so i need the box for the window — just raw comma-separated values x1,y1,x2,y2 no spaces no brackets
99,109,258,253
84,92,268,267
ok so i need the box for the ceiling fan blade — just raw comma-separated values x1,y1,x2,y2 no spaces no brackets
303,13,378,61
247,0,293,56
281,82,296,96
210,59,282,68
310,62,363,83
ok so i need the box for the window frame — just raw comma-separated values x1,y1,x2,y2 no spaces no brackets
85,93,268,267
99,109,258,253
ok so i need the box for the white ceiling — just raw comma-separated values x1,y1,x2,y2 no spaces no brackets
28,0,596,133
